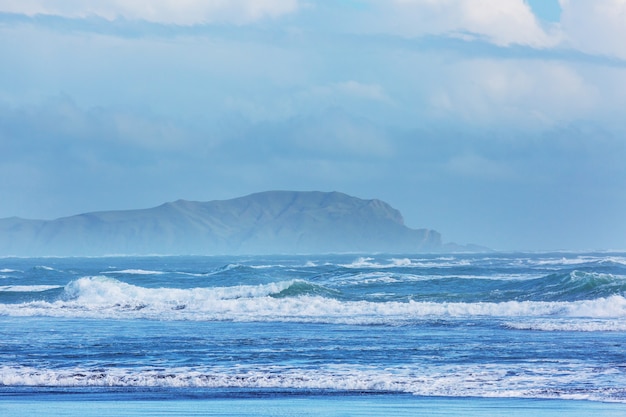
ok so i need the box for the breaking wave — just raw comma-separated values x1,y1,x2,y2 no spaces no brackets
0,285,62,293
1,276,625,324
1,364,623,402
103,269,165,275
500,271,626,302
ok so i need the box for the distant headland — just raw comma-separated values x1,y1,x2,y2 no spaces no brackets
0,191,487,256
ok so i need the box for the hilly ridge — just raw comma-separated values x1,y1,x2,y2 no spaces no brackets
0,191,443,256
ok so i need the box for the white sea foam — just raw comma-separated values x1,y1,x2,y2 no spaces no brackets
340,257,472,269
0,285,62,292
341,257,376,268
250,264,286,269
332,272,401,286
336,272,538,286
505,319,626,332
2,277,626,323
340,257,420,268
532,257,594,266
601,256,626,266
104,269,165,275
35,266,56,271
526,255,626,268
62,276,297,303
0,268,18,273
0,363,622,402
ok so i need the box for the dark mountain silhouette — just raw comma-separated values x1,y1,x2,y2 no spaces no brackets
0,191,444,256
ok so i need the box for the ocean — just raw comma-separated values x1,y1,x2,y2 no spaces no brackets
1,253,626,415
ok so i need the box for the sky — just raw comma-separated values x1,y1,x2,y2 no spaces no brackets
1,0,625,251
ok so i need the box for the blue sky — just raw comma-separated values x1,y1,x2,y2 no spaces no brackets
1,0,625,251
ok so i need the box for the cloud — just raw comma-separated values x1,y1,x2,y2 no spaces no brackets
1,1,626,249
365,0,559,47
289,110,394,159
0,0,300,25
560,0,626,59
426,59,599,127
375,0,626,59
0,97,202,158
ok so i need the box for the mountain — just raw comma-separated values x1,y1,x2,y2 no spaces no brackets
0,191,444,256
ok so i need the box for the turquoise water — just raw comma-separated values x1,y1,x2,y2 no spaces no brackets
1,253,626,412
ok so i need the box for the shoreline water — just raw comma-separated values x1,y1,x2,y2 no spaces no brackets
1,391,625,417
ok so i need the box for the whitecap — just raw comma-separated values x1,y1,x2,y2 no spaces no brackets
103,269,165,275
1,364,622,403
0,285,62,292
340,257,473,269
3,278,626,323
505,319,626,332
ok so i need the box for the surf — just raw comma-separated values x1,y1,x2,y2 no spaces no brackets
2,276,625,324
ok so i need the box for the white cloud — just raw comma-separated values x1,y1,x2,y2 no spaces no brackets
370,0,560,47
372,0,626,59
0,0,300,25
560,0,626,59
427,59,598,127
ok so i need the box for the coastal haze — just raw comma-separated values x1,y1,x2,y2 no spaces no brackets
0,191,443,256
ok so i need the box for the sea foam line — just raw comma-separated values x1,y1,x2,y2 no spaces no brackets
0,285,62,292
340,257,471,269
1,364,623,403
504,319,626,332
103,269,165,275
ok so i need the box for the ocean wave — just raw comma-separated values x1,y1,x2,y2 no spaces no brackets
504,319,626,332
340,257,471,269
249,264,287,269
1,277,625,323
62,276,299,303
103,269,165,275
343,273,401,285
335,254,626,271
1,364,623,402
32,266,57,271
0,285,63,293
327,270,626,304
508,270,626,301
527,255,626,268
269,280,341,299
205,263,253,276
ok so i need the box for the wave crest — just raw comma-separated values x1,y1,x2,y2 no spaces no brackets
1,275,625,324
513,271,626,301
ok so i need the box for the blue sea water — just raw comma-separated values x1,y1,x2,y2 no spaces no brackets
1,252,626,410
